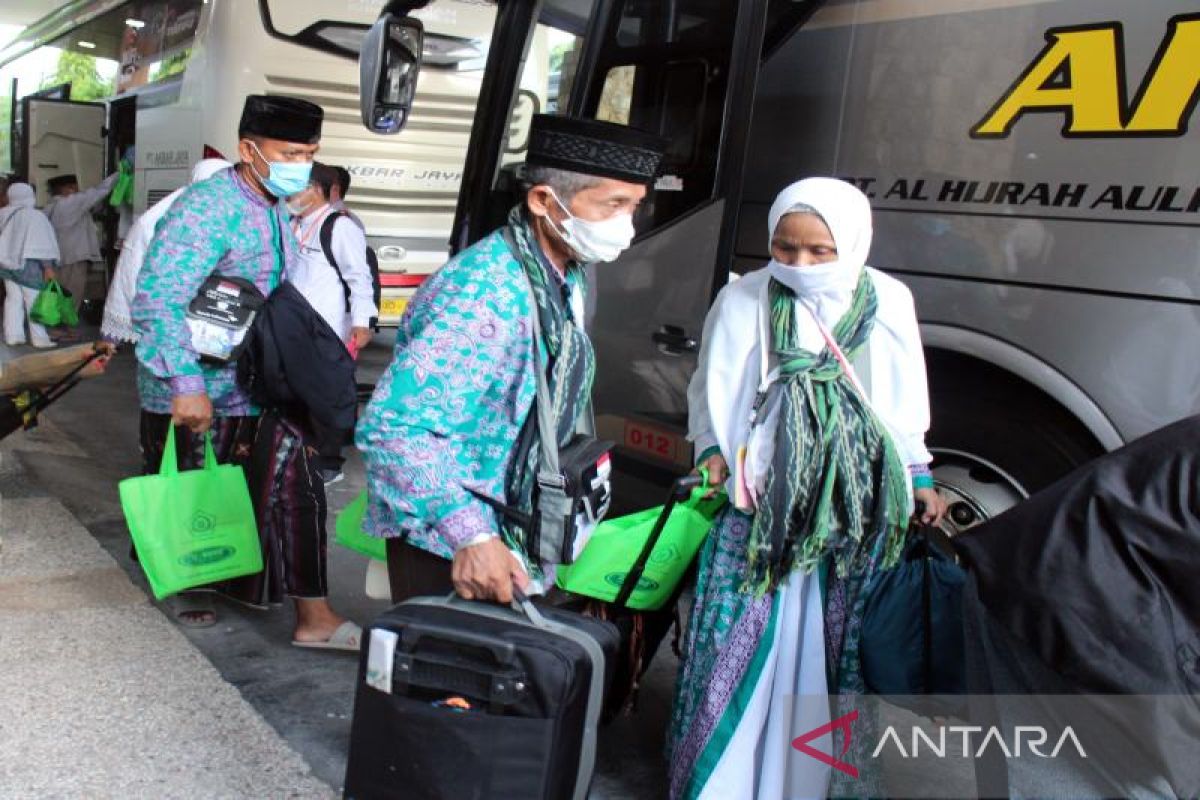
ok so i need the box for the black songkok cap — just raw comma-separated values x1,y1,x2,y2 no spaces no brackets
48,174,78,192
526,115,667,185
238,95,323,144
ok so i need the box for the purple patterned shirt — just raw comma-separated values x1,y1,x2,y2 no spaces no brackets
132,167,296,415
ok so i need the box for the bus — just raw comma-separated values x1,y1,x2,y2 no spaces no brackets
370,0,1200,531
0,0,530,323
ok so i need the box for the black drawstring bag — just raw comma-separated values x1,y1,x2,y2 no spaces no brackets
860,522,967,717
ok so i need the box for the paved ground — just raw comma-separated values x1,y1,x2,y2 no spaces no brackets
0,330,678,798
0,419,333,798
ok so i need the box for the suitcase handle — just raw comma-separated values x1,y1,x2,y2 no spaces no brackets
440,590,552,632
400,625,518,667
613,473,706,608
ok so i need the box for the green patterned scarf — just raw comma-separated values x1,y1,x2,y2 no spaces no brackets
744,271,910,595
502,205,596,574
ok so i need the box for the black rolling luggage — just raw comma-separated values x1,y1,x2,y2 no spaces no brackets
343,591,619,800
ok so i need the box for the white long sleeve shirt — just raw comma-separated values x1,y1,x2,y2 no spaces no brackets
288,204,377,340
43,172,118,264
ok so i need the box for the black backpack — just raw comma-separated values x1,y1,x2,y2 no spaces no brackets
319,211,382,329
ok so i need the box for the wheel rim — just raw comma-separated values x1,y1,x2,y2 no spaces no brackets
929,448,1028,537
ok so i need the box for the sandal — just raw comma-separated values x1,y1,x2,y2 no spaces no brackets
169,593,217,628
292,621,362,652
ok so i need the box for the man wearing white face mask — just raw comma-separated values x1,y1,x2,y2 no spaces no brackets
358,115,667,605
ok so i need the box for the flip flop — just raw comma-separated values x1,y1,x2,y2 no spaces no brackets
169,593,217,628
292,621,362,652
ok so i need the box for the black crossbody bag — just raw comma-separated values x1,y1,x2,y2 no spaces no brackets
185,275,265,365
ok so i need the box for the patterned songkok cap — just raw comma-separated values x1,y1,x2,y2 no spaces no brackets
526,115,668,185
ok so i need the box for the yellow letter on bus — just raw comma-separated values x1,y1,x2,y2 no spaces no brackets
973,25,1124,138
1125,15,1200,134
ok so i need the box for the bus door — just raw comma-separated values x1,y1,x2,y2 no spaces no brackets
454,0,819,473
19,97,107,207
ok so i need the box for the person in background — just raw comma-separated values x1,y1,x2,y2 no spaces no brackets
329,166,366,232
286,162,376,484
670,178,946,799
0,182,60,349
356,115,666,605
101,158,231,346
44,170,120,323
132,95,358,651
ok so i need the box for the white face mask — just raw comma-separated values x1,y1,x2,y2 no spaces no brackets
546,190,635,263
286,187,318,217
766,258,860,296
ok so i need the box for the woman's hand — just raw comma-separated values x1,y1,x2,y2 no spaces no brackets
913,487,947,525
43,267,57,282
696,452,729,497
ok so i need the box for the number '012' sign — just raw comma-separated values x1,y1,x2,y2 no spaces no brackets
623,420,686,466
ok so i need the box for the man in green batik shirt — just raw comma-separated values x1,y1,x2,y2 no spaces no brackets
357,115,667,605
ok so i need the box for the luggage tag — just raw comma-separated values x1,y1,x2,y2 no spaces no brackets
570,451,613,560
365,628,399,694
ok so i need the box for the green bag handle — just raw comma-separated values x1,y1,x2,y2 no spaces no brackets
158,426,219,476
44,279,64,297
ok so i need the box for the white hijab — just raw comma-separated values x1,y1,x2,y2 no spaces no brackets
0,183,60,270
764,177,873,331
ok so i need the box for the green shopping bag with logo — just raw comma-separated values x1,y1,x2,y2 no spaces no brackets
118,426,262,599
557,473,726,610
335,490,387,561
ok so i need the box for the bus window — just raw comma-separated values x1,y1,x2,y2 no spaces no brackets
487,0,737,234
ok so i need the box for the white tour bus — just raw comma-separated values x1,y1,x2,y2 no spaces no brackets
0,0,540,322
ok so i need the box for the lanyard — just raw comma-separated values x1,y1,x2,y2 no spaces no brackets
292,205,334,250
749,283,869,428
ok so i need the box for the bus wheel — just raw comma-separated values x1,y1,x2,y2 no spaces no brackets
926,356,1104,534
928,448,1027,537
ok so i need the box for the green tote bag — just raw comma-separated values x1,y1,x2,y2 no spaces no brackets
118,427,263,599
29,280,66,327
557,479,726,610
57,286,79,327
334,490,387,561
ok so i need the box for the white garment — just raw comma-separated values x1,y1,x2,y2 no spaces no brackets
0,184,60,270
688,177,932,501
330,199,367,232
43,172,118,264
102,160,230,343
768,178,873,270
3,279,52,347
288,204,378,340
697,574,830,800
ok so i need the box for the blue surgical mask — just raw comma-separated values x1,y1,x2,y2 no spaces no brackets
248,140,313,198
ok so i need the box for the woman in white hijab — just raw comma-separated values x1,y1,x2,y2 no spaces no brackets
0,182,60,348
668,178,945,799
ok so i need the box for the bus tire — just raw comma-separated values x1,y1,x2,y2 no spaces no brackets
926,356,1103,534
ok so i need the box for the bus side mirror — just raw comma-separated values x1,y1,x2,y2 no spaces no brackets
359,14,424,135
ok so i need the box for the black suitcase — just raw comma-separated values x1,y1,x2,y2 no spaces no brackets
343,592,619,800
